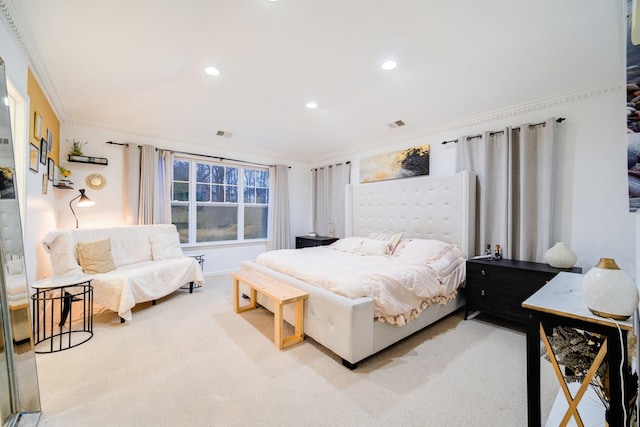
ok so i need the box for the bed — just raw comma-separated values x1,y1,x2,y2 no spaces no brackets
240,171,476,368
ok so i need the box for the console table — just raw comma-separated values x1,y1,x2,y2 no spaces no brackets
31,274,94,353
522,272,634,426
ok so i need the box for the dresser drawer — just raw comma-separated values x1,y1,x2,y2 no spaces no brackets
467,264,556,294
466,281,537,322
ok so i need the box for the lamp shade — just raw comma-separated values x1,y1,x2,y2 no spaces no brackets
69,189,95,228
582,258,639,320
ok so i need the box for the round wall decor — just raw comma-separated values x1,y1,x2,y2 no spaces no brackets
85,173,107,190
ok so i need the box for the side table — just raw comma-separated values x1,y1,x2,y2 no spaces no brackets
31,274,94,354
181,254,204,291
522,272,635,426
295,235,338,249
465,258,581,323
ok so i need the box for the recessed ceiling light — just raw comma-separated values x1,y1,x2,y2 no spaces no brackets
381,60,397,71
204,66,220,76
306,102,318,109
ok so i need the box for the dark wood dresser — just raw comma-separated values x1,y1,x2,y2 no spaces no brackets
465,258,582,323
295,235,338,249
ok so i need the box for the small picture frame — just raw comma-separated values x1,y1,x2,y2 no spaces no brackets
39,138,47,165
29,143,39,173
41,173,48,195
47,158,55,181
33,111,42,140
46,129,53,153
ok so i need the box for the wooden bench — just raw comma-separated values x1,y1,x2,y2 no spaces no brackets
231,270,309,350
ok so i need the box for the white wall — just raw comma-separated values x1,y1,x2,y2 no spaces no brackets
55,123,312,276
313,85,633,276
1,18,59,284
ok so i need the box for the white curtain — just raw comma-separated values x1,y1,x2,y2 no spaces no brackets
267,164,291,250
456,118,556,262
123,143,140,225
156,150,174,224
138,144,158,224
312,162,351,237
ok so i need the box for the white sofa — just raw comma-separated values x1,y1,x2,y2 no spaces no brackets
42,224,204,321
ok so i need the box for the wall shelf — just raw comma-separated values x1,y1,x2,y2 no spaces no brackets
53,179,74,190
67,155,108,165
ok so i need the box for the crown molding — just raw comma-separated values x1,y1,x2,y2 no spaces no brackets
319,81,624,161
69,81,624,163
0,0,66,119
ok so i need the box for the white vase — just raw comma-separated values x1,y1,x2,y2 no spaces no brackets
582,258,639,320
544,242,577,268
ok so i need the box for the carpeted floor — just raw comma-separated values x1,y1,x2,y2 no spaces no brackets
34,275,558,426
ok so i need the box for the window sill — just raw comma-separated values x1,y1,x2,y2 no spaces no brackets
181,239,267,251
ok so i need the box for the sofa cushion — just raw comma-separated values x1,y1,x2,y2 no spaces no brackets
45,232,83,276
149,232,183,260
77,238,116,274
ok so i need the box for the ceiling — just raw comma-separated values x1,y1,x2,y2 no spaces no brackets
3,0,623,162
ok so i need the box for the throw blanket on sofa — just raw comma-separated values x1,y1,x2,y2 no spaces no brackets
255,237,465,325
42,225,205,321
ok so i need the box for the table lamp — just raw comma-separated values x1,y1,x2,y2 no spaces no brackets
582,258,639,320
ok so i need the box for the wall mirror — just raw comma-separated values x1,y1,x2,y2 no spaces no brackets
0,56,41,425
85,173,106,190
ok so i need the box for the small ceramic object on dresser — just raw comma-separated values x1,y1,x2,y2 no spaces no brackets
544,242,577,268
582,258,639,320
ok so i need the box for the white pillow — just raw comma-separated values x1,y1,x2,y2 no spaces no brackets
393,239,456,264
368,232,404,255
356,238,390,256
44,233,83,276
149,232,183,260
328,237,365,253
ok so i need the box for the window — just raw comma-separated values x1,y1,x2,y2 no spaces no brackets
171,157,269,244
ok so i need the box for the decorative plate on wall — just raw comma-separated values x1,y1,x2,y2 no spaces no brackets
85,173,107,190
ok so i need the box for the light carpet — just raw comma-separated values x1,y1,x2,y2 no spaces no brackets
34,275,558,426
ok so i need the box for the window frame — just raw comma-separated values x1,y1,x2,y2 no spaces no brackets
171,156,269,246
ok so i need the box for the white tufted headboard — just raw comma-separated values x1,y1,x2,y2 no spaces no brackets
345,171,476,258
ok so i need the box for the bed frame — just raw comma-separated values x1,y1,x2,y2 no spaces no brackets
241,170,476,368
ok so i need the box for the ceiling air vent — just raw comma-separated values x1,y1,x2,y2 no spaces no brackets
216,130,233,137
388,120,405,129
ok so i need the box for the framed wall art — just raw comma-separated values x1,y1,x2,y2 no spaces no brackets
46,129,53,153
39,138,47,165
0,167,15,199
360,144,430,183
47,158,55,181
29,143,38,173
41,173,48,195
33,111,42,140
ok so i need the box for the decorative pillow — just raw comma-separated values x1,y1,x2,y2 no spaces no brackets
393,239,456,265
368,232,404,255
149,232,183,260
43,233,83,276
77,238,116,274
328,237,365,253
356,238,390,256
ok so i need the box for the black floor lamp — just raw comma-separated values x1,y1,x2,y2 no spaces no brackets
69,189,95,228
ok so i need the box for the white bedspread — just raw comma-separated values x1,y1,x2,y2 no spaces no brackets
255,241,465,325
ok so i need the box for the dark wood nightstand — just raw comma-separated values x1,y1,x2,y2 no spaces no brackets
465,258,581,323
295,235,338,249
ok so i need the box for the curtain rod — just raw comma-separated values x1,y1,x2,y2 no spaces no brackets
311,161,351,171
441,117,565,145
105,141,289,168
